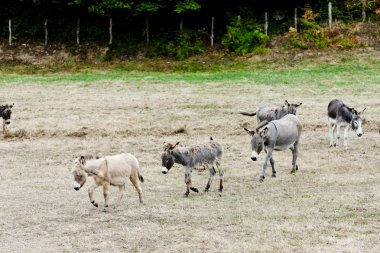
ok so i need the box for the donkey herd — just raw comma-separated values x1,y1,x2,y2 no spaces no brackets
1,99,366,211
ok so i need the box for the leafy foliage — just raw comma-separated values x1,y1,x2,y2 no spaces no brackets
174,0,201,14
134,1,164,15
221,17,269,55
73,0,133,15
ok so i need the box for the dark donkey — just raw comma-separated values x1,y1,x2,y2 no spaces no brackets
161,138,224,197
1,103,14,134
328,99,366,150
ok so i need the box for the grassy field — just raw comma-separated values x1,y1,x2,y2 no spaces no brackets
0,50,379,252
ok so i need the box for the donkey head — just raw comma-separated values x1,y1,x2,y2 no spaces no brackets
1,103,14,125
284,100,302,115
244,120,269,161
161,142,179,174
351,108,366,137
71,156,88,191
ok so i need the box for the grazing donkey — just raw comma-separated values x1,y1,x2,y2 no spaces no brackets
161,138,224,197
244,114,302,182
71,154,144,210
327,99,366,150
239,100,302,123
1,103,14,134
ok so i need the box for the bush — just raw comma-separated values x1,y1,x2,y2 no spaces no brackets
149,29,206,60
221,17,268,56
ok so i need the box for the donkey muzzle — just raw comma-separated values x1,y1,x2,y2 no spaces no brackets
5,120,10,125
251,157,257,161
161,167,169,174
357,133,362,137
73,182,81,191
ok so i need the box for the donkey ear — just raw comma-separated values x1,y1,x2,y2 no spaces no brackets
284,100,290,106
173,142,180,149
244,127,255,136
80,156,85,165
359,107,366,115
260,127,269,137
296,102,302,107
9,103,14,108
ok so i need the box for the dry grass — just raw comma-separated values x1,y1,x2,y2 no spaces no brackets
0,80,379,253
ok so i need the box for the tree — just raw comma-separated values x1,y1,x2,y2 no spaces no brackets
72,0,133,45
173,0,201,31
133,1,164,44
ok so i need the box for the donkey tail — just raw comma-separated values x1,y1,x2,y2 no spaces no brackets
138,171,144,183
239,111,257,117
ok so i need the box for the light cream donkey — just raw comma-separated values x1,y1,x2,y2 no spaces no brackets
71,154,144,210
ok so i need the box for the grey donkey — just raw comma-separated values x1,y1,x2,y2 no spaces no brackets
239,100,302,123
244,114,302,182
327,99,366,150
161,138,224,197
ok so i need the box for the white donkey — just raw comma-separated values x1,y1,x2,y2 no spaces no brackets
327,99,366,150
71,154,144,210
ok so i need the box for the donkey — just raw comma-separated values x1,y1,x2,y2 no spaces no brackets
1,103,14,134
161,137,224,197
327,99,366,150
239,100,302,123
71,153,144,210
244,114,302,182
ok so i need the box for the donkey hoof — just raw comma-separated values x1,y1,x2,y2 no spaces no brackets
183,193,189,198
92,201,98,208
190,187,199,192
204,188,209,192
296,165,299,171
259,176,265,182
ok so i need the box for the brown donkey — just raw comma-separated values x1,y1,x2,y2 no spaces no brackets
71,154,144,210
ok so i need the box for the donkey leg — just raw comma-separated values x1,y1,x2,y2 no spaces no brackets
331,124,337,147
270,157,276,177
260,150,273,182
2,120,6,135
328,121,335,146
336,124,341,148
343,125,349,150
291,143,299,173
205,167,215,192
114,185,125,209
102,182,110,210
130,174,144,204
184,169,191,197
88,182,100,208
217,162,224,192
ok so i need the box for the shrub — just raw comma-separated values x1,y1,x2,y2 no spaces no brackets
149,29,206,60
222,17,269,56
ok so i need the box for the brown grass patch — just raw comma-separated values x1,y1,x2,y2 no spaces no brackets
0,80,379,252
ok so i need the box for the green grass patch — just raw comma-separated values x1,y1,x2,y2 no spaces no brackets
0,52,379,87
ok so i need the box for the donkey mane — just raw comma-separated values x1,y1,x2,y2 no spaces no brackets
82,155,101,162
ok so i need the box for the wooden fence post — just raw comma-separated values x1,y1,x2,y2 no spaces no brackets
328,2,332,28
76,18,80,45
264,12,268,35
362,0,367,22
44,18,48,46
109,17,113,45
146,17,150,44
8,19,12,46
294,8,298,32
211,16,214,47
